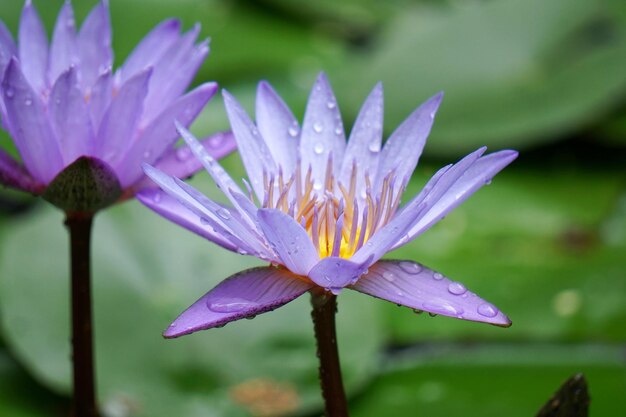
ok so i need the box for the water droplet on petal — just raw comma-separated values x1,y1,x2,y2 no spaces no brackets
334,126,342,135
237,248,248,255
447,282,467,295
200,217,211,225
143,150,152,159
176,147,191,161
430,110,436,119
313,181,323,191
432,272,443,280
217,208,231,220
399,261,422,274
5,88,15,98
24,98,32,106
382,271,395,282
208,296,256,313
327,100,336,109
152,192,162,203
313,122,323,133
208,136,222,148
477,303,498,318
368,142,381,153
314,143,324,154
288,123,299,137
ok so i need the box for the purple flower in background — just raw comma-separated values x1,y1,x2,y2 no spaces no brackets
140,73,517,338
0,0,234,210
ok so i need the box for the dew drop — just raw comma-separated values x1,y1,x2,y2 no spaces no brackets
382,271,395,282
477,303,498,318
208,297,256,313
399,261,422,274
217,208,231,220
430,110,436,119
176,147,191,161
313,122,323,133
288,123,299,137
208,136,222,148
236,248,248,255
368,142,381,153
152,192,162,203
314,143,324,154
24,98,32,106
313,181,323,191
5,88,15,98
432,272,443,280
143,150,152,159
447,282,467,295
327,100,336,109
199,217,211,225
413,309,423,315
334,126,342,135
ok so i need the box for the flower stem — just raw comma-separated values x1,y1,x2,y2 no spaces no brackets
65,212,98,417
310,290,349,417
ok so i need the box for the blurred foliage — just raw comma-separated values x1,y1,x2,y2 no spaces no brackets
0,0,625,416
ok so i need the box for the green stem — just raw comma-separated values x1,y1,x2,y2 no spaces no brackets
65,212,98,417
310,290,349,417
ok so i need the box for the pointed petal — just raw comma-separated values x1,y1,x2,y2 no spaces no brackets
137,188,237,252
257,208,319,276
0,20,17,77
95,68,151,165
339,82,383,204
116,82,217,187
0,148,39,193
164,266,313,338
393,149,518,250
299,73,346,193
223,89,277,201
133,131,235,189
49,1,78,82
375,92,443,196
142,26,208,117
256,81,299,174
77,1,112,88
308,256,371,293
87,68,112,130
351,260,511,327
49,67,94,164
120,19,181,80
2,59,63,183
18,0,48,92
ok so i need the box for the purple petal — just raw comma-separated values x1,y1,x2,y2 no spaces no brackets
77,1,112,88
299,73,346,193
257,208,319,276
137,188,237,252
0,20,17,77
87,68,112,130
338,82,383,205
2,59,63,183
18,0,49,93
142,25,208,118
223,89,277,201
351,260,511,327
95,68,151,165
307,256,371,294
49,67,94,164
374,92,443,196
164,266,313,338
392,149,518,250
120,19,181,81
135,131,235,188
49,1,78,83
256,81,299,175
0,148,39,193
116,82,217,187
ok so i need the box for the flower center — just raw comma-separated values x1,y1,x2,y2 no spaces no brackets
259,157,404,259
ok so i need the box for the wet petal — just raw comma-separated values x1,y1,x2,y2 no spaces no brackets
308,256,371,294
137,188,237,252
49,67,94,164
375,92,443,196
87,68,112,130
2,59,63,183
95,68,151,165
49,1,78,82
257,208,320,276
18,0,48,92
77,1,112,88
299,72,346,194
120,19,181,81
256,81,299,175
339,82,383,205
351,260,511,327
163,266,313,338
223,89,277,201
116,82,217,187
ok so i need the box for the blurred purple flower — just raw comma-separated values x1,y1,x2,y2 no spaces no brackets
140,73,517,338
0,0,234,204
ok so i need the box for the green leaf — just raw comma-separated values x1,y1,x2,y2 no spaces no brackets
0,184,385,416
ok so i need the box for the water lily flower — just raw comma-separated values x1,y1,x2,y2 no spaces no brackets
0,0,234,211
140,73,517,338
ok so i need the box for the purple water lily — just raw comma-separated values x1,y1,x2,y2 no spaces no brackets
140,73,517,338
0,0,234,203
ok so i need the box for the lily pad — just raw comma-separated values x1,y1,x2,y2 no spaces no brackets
0,180,385,416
